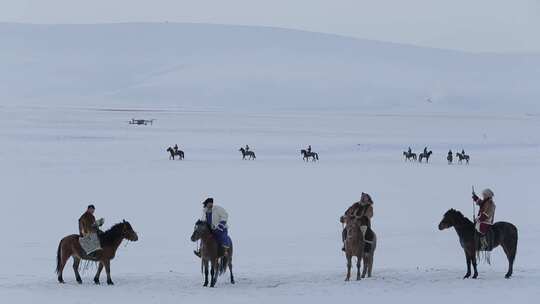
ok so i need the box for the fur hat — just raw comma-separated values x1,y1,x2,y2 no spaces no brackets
482,189,494,199
87,204,95,210
202,197,214,206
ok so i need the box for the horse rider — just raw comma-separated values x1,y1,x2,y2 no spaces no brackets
447,150,453,163
195,198,232,257
423,146,428,155
461,149,466,156
472,189,496,249
307,145,312,154
245,144,250,152
174,144,179,153
340,192,374,251
78,204,105,255
408,146,412,156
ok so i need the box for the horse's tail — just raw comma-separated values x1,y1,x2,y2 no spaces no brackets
218,256,228,276
55,240,62,274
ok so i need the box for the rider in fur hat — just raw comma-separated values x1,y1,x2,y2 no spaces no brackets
472,189,496,248
340,193,374,251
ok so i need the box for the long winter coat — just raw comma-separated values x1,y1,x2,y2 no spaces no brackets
474,197,496,234
78,211,97,237
201,205,229,230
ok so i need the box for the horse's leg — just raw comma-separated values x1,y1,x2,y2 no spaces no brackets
345,255,352,281
368,254,373,277
502,241,517,279
361,255,368,279
73,257,82,284
210,259,217,287
471,253,479,279
94,262,104,284
104,260,114,285
203,259,209,287
229,258,235,284
357,256,362,280
463,251,472,279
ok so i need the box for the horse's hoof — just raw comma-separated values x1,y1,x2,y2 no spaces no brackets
107,280,114,285
203,283,208,287
463,274,471,279
76,279,82,284
94,278,100,285
58,279,65,284
505,274,512,279
472,275,478,279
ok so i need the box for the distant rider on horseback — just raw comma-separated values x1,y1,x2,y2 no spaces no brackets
245,145,250,152
472,189,496,249
78,204,104,255
307,145,312,153
408,147,412,156
195,198,232,257
340,193,374,251
174,144,179,153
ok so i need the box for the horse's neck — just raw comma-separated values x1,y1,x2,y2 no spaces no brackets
454,220,474,240
201,232,216,247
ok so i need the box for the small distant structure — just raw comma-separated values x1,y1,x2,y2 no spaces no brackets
129,119,154,125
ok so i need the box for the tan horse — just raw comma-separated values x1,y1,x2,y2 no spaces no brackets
343,215,365,281
56,220,138,285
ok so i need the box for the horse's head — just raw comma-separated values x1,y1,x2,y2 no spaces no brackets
167,147,172,152
438,209,460,230
120,220,139,241
239,148,244,152
300,149,306,155
190,220,211,242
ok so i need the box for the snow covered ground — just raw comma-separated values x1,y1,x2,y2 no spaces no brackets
0,105,539,303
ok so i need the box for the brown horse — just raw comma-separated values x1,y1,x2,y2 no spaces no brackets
343,215,365,281
56,220,138,285
190,220,234,287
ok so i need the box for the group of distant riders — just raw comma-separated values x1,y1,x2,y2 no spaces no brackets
404,146,469,164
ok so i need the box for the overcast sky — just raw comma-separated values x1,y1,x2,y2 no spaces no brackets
2,0,539,52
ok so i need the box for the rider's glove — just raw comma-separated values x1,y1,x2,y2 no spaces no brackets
96,218,105,227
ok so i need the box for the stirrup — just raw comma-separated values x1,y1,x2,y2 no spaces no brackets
193,250,201,258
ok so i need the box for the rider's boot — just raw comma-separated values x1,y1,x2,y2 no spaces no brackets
193,249,201,258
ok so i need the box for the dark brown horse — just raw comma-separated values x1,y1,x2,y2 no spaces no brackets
191,220,234,287
167,147,184,160
438,209,517,279
357,216,376,278
56,220,139,285
419,150,432,163
456,152,470,164
301,149,319,161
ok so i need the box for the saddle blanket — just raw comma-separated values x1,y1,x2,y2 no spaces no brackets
79,233,101,254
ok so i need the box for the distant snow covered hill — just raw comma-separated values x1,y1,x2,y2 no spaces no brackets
1,23,539,113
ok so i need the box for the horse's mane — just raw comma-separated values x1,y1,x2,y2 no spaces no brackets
447,209,474,227
99,222,125,246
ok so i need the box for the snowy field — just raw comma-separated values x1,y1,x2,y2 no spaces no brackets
0,105,539,303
